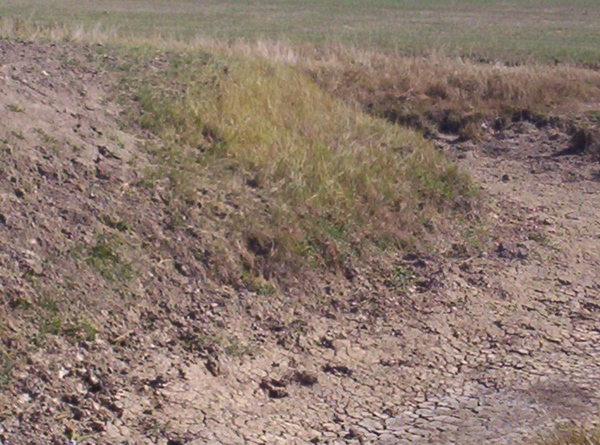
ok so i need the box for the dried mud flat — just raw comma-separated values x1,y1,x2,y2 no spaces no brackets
1,41,599,445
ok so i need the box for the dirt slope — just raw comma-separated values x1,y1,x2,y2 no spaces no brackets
1,41,599,445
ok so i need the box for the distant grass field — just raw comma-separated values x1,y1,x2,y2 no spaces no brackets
1,0,600,64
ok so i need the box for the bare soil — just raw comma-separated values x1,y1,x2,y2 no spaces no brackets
1,41,599,445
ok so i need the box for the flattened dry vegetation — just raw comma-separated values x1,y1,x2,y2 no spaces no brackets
533,425,600,445
226,43,600,142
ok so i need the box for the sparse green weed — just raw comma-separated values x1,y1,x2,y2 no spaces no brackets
86,236,134,281
39,315,62,336
528,231,560,251
34,127,58,145
0,355,16,390
101,215,131,232
385,265,414,289
241,271,277,295
64,319,98,342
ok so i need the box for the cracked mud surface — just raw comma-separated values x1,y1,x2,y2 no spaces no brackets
100,128,600,444
1,41,599,444
122,129,600,445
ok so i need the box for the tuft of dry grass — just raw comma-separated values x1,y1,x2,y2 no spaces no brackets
533,425,600,445
0,16,118,43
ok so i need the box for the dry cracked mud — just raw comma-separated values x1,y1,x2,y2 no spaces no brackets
0,41,599,444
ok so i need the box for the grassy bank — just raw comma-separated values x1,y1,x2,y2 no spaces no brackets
111,46,475,275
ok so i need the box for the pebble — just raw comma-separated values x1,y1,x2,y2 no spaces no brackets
358,418,383,431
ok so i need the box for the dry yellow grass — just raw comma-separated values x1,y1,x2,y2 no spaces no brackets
213,42,600,139
3,17,600,138
171,40,600,140
533,425,600,445
306,49,600,139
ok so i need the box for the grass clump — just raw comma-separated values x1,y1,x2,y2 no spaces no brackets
63,319,99,342
119,48,474,271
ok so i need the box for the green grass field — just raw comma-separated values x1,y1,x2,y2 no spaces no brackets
2,0,600,63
